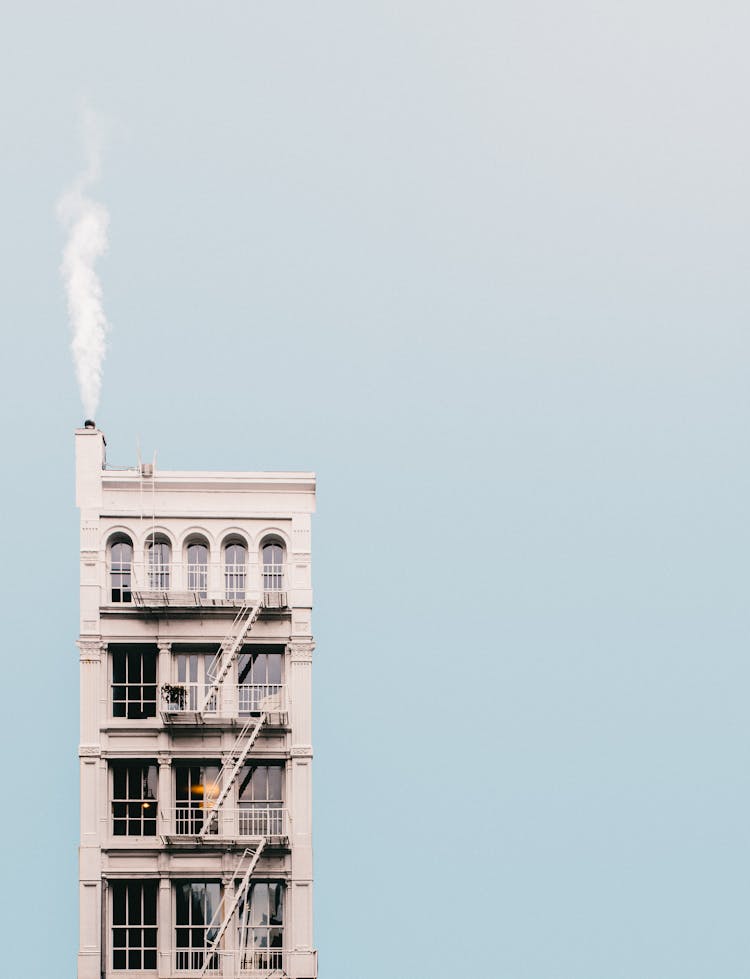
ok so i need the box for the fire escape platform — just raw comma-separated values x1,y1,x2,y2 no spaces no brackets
161,835,290,849
160,711,289,729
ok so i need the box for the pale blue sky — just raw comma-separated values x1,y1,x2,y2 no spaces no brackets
0,3,749,977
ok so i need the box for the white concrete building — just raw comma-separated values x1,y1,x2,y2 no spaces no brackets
76,424,317,979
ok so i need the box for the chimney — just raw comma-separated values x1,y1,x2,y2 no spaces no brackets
75,423,106,510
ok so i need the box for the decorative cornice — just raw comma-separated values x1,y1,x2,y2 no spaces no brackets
101,470,316,495
79,745,101,758
290,745,313,758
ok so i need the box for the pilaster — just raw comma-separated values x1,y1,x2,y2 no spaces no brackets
158,876,171,978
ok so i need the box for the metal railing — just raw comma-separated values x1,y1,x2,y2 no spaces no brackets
167,807,287,838
172,805,220,836
237,948,284,974
162,682,218,714
186,561,209,595
261,564,286,608
224,562,247,601
172,948,222,975
161,683,285,717
237,684,285,713
171,948,284,976
107,561,289,606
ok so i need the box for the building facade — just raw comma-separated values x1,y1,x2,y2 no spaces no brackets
76,424,317,979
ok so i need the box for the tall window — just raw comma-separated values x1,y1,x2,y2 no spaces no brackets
187,542,208,597
238,764,284,835
237,882,284,972
110,540,133,603
112,762,157,836
175,882,221,972
224,542,247,601
112,880,157,971
261,542,284,593
175,763,220,835
176,651,216,712
112,647,157,719
237,649,283,713
147,538,170,590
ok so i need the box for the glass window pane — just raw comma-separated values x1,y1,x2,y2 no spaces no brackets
267,654,282,685
113,884,126,925
145,766,158,799
270,884,283,925
238,653,252,685
176,884,191,925
268,767,282,802
144,882,157,923
128,886,141,925
113,765,127,799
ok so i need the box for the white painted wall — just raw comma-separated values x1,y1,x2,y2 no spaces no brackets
76,427,317,979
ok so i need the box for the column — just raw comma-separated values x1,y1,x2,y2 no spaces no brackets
158,876,171,978
157,641,172,711
158,756,172,839
222,876,236,978
79,640,103,979
287,641,316,976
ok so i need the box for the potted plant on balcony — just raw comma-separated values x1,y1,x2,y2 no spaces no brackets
161,683,187,711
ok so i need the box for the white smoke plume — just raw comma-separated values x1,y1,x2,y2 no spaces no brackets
58,110,110,420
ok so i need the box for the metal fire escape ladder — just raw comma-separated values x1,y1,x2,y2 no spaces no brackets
200,713,267,837
198,842,266,978
200,601,262,715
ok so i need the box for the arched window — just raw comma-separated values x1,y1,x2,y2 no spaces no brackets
187,541,208,597
110,538,133,603
261,541,284,595
224,541,247,601
147,537,170,590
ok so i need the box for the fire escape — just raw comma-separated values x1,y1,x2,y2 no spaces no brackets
163,598,288,977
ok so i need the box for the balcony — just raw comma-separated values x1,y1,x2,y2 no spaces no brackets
107,562,287,610
161,683,286,723
171,947,284,976
163,806,288,844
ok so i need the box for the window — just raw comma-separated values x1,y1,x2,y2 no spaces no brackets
261,542,284,593
112,647,157,719
112,762,157,836
238,764,284,835
112,880,157,971
175,763,220,835
237,648,283,713
224,542,247,601
147,537,170,590
176,651,217,712
110,539,133,603
187,542,208,597
236,882,284,972
175,882,221,973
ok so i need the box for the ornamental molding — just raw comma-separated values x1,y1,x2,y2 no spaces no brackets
290,745,313,758
156,641,173,653
79,745,101,758
78,639,104,661
287,641,314,662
